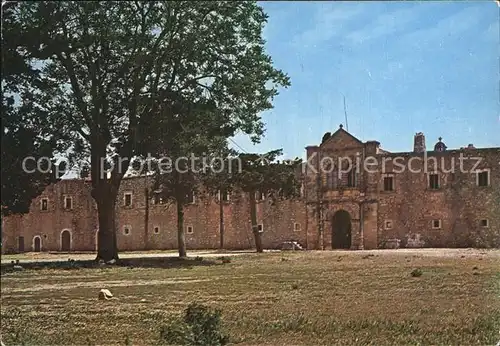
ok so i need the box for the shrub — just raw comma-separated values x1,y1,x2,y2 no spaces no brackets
159,303,229,346
216,256,231,264
410,268,423,277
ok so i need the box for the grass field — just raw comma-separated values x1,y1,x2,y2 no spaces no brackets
1,249,500,345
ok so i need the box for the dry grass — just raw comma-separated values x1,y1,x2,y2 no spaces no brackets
1,249,500,345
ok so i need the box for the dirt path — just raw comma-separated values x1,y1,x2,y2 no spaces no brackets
3,248,499,264
1,250,249,264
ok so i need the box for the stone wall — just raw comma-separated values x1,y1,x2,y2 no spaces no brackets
2,179,97,253
2,128,498,253
1,176,306,253
373,148,500,248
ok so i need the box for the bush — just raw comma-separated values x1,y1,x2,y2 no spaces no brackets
159,303,229,346
410,268,423,277
217,256,231,264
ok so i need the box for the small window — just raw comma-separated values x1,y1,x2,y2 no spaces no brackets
257,224,263,233
40,198,48,211
480,219,489,228
347,168,356,187
153,226,160,234
124,193,132,207
153,191,163,205
123,226,131,235
186,191,195,204
294,222,301,231
383,176,394,191
384,220,393,230
218,190,230,202
432,220,442,229
64,196,73,210
255,191,265,201
477,170,490,187
429,174,439,189
186,225,194,234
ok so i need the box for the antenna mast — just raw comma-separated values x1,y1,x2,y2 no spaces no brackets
343,95,349,132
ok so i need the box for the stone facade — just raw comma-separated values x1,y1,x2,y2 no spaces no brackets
304,126,500,250
1,176,307,253
2,126,499,253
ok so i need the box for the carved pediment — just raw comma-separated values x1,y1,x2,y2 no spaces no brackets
321,127,363,150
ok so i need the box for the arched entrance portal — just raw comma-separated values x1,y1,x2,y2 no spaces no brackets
331,210,352,249
33,236,42,252
61,230,71,252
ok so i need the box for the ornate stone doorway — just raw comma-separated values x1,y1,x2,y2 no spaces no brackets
331,210,352,249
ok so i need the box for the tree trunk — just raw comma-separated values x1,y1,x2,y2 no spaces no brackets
144,187,149,250
177,200,187,257
249,191,263,253
96,196,118,262
219,196,224,249
90,141,126,263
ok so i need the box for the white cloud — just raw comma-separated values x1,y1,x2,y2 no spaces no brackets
291,3,364,48
400,6,483,48
345,6,418,45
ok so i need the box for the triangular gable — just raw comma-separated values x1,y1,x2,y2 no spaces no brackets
320,127,363,149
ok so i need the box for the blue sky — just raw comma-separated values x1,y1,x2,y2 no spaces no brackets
231,1,499,158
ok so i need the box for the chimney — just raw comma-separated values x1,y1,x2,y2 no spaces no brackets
413,132,426,153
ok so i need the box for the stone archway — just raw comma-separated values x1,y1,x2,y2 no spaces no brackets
33,236,42,252
61,230,71,252
331,210,352,249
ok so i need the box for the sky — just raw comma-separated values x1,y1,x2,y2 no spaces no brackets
230,1,500,158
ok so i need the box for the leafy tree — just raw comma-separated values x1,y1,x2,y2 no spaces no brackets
230,150,302,252
6,1,289,261
150,104,230,257
1,1,63,217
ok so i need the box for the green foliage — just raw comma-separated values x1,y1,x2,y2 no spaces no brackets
6,1,289,258
159,303,229,346
234,150,303,203
9,0,289,167
1,2,63,216
410,268,423,277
